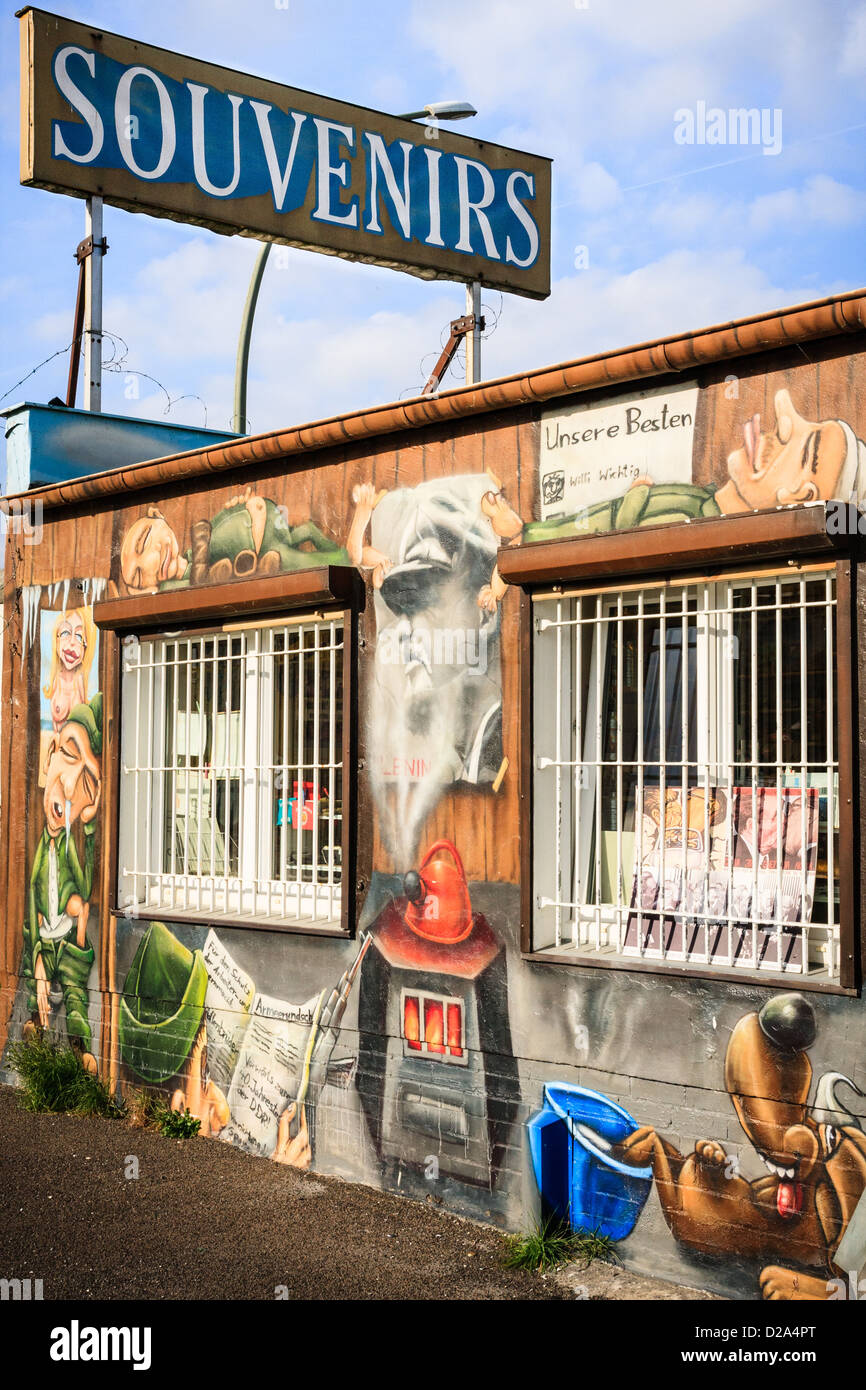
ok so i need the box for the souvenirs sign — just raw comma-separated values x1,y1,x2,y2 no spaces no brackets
19,8,551,299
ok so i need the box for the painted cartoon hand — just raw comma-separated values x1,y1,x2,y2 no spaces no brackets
480,489,523,541
477,564,507,613
614,1124,659,1166
694,1139,727,1169
351,482,386,513
73,897,89,950
347,484,389,571
273,1101,312,1169
226,485,254,508
370,560,390,589
759,1266,829,1301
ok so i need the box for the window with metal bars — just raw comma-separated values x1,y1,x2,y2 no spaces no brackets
531,565,841,981
117,612,345,928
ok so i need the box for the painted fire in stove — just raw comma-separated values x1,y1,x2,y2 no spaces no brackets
357,840,518,1188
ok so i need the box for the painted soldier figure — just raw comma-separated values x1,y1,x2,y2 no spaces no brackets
22,694,102,1072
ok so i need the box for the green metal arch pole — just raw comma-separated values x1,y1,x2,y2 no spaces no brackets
231,105,478,432
232,240,272,433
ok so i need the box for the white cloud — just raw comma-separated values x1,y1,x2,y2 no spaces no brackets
478,248,829,382
571,162,622,214
840,3,866,75
93,235,830,440
748,174,866,236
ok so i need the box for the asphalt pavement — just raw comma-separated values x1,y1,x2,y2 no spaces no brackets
0,1084,567,1301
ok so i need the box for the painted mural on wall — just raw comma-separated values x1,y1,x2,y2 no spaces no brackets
534,384,866,542
4,339,866,1299
114,485,389,593
116,918,371,1166
14,583,106,1076
528,1083,652,1241
532,994,866,1300
23,692,102,1073
363,474,505,864
357,839,517,1192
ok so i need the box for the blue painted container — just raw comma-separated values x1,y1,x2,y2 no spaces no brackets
1,401,237,493
528,1083,653,1242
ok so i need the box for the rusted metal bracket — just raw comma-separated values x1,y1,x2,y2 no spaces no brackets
66,233,109,407
75,233,108,264
422,311,485,396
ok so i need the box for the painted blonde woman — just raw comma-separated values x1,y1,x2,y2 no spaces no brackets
43,608,96,733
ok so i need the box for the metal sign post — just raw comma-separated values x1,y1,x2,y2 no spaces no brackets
465,283,482,385
83,196,105,412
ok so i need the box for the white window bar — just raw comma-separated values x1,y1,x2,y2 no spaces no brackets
118,614,345,927
532,567,840,981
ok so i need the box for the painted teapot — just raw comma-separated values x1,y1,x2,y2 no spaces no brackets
402,839,473,945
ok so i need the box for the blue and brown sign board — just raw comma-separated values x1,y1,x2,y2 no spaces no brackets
18,7,552,299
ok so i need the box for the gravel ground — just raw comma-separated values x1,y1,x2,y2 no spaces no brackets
0,1085,567,1301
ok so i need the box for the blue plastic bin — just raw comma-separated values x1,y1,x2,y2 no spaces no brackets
528,1083,652,1242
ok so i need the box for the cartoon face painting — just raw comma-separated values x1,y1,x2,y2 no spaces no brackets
723,389,849,511
43,719,101,837
120,509,186,591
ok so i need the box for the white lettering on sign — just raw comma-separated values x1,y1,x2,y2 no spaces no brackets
538,382,699,522
249,103,307,212
187,83,243,197
423,148,445,247
455,156,500,259
365,133,413,237
505,170,538,267
25,13,550,299
312,118,358,227
52,47,104,163
115,66,176,179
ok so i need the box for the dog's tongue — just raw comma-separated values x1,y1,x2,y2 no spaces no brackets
777,1180,803,1219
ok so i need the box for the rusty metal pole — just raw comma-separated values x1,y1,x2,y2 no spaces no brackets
65,257,87,408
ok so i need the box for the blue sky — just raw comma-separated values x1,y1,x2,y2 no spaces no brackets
1,0,865,443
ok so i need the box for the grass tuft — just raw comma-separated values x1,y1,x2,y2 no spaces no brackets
125,1088,166,1131
8,1036,200,1138
502,1214,621,1272
8,1034,123,1119
153,1104,201,1139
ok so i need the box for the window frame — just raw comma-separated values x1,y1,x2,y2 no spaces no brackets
94,565,363,938
504,505,859,995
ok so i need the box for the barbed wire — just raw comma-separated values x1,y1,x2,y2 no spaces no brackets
407,288,505,398
0,341,78,406
0,329,208,427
